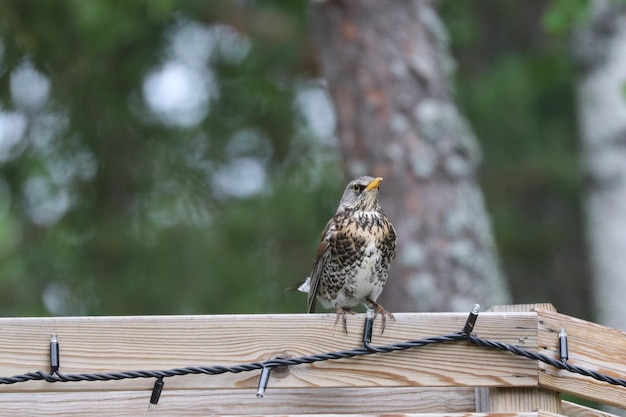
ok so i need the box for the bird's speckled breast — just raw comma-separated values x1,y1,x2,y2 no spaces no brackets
317,209,396,309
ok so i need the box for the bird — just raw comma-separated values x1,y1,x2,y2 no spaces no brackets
290,176,397,333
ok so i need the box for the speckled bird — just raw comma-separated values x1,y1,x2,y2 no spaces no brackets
292,176,397,332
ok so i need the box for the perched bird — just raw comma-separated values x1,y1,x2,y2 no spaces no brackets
292,176,397,333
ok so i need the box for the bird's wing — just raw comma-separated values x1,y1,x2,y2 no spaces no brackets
388,219,397,261
306,217,336,313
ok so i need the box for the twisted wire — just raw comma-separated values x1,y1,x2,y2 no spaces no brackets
0,331,624,388
467,335,626,387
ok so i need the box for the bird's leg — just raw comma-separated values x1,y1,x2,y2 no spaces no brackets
366,297,395,334
334,304,356,334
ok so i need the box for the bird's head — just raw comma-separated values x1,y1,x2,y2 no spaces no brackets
337,176,384,213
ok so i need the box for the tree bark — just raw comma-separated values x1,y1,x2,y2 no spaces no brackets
310,0,509,311
575,0,626,335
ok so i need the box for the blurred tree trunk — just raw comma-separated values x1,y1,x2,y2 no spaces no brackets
310,0,510,311
575,0,626,335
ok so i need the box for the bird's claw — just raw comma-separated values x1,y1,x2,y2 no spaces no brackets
367,298,395,334
334,305,356,334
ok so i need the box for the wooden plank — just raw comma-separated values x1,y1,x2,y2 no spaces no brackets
0,387,475,416
536,309,626,409
478,305,562,413
482,387,562,412
562,400,623,417
489,304,557,313
218,415,541,417
0,313,539,393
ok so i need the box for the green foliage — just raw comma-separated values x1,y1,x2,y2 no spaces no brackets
542,0,592,36
0,0,336,316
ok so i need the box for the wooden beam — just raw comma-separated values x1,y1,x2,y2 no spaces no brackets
538,411,568,417
562,400,623,417
0,387,475,416
188,414,541,417
0,313,538,393
0,307,622,415
537,309,626,408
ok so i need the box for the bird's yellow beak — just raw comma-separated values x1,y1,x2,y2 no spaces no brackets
364,177,383,192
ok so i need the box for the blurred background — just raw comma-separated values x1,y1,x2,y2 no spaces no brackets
0,1,620,327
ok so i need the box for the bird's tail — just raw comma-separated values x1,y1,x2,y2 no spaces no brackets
285,277,311,293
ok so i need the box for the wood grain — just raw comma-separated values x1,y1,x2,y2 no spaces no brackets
1,309,622,416
562,400,623,417
0,312,539,393
479,305,562,413
536,309,626,408
0,387,475,416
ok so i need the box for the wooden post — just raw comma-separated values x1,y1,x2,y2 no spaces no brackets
477,304,562,413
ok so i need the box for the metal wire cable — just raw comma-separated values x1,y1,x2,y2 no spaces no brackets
467,334,626,387
0,330,624,388
0,333,465,384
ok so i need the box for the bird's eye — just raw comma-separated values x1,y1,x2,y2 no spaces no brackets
352,184,364,193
